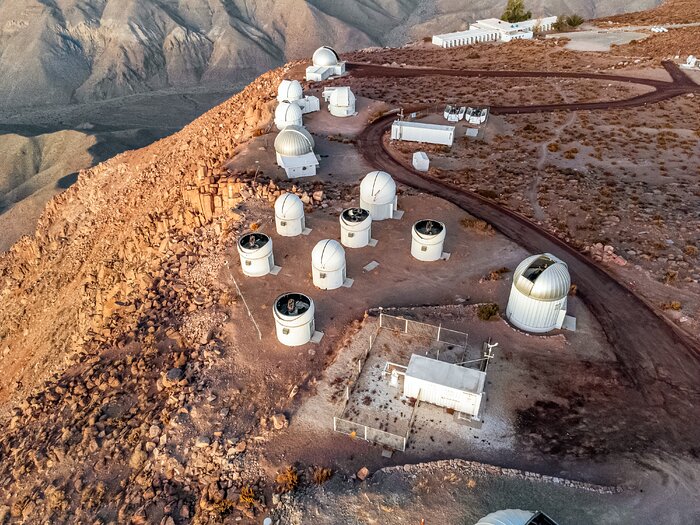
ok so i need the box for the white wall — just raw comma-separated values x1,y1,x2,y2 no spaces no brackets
404,376,483,417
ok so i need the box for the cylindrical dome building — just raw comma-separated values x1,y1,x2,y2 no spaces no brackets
312,46,340,67
339,208,372,248
274,102,303,130
411,219,446,261
275,193,305,237
273,292,315,346
505,253,571,333
359,170,397,221
311,239,347,290
474,509,537,525
277,79,303,103
237,232,275,277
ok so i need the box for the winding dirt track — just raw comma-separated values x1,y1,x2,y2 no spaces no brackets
352,61,700,396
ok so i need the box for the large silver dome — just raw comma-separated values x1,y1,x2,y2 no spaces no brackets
274,125,315,157
513,253,570,301
312,46,340,67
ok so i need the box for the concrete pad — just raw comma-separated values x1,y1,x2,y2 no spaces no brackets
363,261,380,272
368,238,378,247
302,228,312,236
270,265,282,276
441,252,451,261
311,331,324,344
392,210,405,220
342,278,354,288
563,315,577,332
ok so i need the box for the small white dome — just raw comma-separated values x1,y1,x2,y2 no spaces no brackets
360,171,396,205
313,46,340,67
275,102,303,128
274,193,304,220
513,253,570,301
475,509,536,525
312,239,345,272
274,125,315,157
277,79,303,102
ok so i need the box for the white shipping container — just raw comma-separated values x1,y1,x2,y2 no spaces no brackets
391,121,455,146
403,355,485,418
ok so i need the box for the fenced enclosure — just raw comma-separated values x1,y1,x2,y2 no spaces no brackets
332,313,470,451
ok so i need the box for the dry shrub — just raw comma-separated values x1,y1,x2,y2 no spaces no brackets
547,142,560,152
460,217,494,235
312,467,333,485
563,148,579,159
238,486,256,509
683,245,698,257
661,301,682,311
484,267,510,281
477,303,500,321
663,270,678,284
212,499,236,516
569,284,578,296
275,466,299,494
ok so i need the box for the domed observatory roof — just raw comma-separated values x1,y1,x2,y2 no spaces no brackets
311,239,347,290
277,79,304,102
273,292,316,346
506,253,571,333
475,509,536,525
237,232,275,277
274,192,306,237
360,170,397,221
340,207,372,249
411,219,446,262
313,46,340,67
274,125,315,157
274,102,303,130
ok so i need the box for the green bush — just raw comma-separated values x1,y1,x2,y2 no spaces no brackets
501,0,531,23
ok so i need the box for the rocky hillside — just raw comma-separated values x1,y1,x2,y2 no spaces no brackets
0,62,339,523
0,0,663,110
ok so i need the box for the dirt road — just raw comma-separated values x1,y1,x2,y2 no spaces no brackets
353,62,700,397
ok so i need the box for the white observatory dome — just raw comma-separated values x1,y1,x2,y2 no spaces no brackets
506,253,571,333
411,219,446,262
273,292,315,346
474,509,536,525
312,46,340,67
311,239,347,290
360,170,397,221
274,193,305,237
274,102,303,130
340,207,372,249
274,125,315,157
277,79,303,102
237,232,275,277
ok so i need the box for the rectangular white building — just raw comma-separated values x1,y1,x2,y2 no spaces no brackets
305,63,346,82
432,16,558,48
403,354,486,419
391,120,455,146
276,152,319,178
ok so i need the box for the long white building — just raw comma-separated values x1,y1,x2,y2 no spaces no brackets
391,120,455,146
433,16,558,48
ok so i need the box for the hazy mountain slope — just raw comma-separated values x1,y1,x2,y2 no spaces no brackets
0,0,663,110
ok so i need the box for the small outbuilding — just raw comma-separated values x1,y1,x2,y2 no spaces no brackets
274,125,319,178
359,170,398,221
273,292,315,346
412,151,429,172
274,192,306,237
403,354,486,420
391,120,455,146
322,87,356,117
411,219,446,262
506,253,571,333
237,232,275,277
339,207,372,248
274,101,303,130
306,46,346,81
311,239,348,290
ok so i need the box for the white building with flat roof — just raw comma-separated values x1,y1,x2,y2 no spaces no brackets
391,120,455,146
403,354,486,419
432,16,558,48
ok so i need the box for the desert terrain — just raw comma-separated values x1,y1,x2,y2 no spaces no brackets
1,1,700,524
